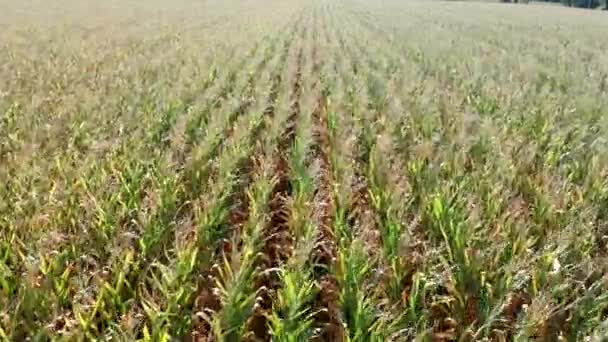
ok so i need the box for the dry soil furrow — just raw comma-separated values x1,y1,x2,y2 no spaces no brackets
188,16,305,341
309,94,344,342
245,24,306,341
303,7,344,341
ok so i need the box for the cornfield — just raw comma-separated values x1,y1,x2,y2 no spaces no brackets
1,0,608,340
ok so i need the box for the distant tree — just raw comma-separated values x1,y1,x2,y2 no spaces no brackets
539,0,601,7
559,0,600,7
577,0,600,8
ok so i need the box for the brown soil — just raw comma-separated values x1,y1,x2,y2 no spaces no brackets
309,95,344,342
245,45,303,341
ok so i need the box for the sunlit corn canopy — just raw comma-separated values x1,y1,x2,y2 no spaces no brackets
1,0,608,340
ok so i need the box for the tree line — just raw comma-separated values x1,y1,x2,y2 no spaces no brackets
502,0,608,9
